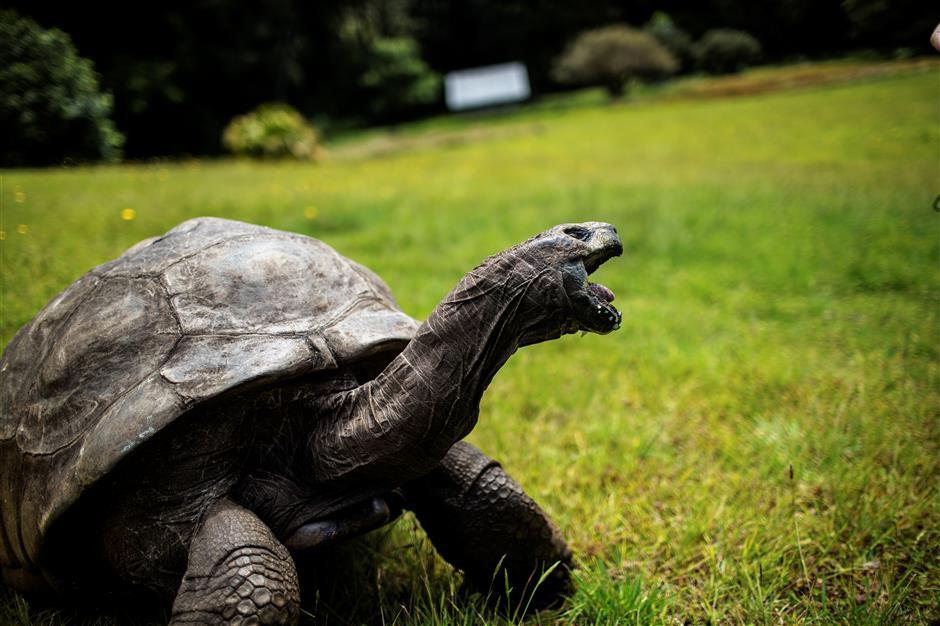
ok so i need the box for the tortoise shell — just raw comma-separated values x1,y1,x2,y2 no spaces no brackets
0,217,417,584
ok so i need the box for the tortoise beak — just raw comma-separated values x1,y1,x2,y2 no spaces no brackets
579,223,622,273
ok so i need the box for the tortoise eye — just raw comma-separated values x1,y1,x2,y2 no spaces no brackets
563,226,591,242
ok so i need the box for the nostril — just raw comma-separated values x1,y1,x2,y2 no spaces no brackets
563,226,591,241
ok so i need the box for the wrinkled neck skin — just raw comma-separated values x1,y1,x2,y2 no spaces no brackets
308,249,568,486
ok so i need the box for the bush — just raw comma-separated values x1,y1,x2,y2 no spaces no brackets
0,10,124,166
695,29,763,75
222,104,321,160
357,37,440,120
552,24,679,98
644,12,695,74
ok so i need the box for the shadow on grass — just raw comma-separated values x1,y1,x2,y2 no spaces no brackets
1,522,669,625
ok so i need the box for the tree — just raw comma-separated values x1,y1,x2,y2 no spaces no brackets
358,38,440,120
644,12,695,74
695,29,762,75
841,0,935,50
0,10,123,166
552,24,679,98
334,2,440,122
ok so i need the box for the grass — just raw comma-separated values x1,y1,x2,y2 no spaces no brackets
1,59,938,624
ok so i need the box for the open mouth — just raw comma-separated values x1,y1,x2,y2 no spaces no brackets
583,272,621,333
570,241,622,334
558,222,623,335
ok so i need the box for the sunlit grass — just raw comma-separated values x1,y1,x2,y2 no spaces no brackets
1,62,938,624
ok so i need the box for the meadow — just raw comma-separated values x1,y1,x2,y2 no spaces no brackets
1,60,938,624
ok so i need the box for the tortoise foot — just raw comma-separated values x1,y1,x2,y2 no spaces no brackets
170,499,300,626
404,441,574,613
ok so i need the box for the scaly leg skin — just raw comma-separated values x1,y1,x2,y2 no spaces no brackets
169,498,300,625
404,441,574,612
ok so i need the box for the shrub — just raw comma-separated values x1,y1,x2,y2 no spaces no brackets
358,37,440,120
552,24,679,98
644,12,695,73
222,104,321,160
695,29,763,75
0,10,124,166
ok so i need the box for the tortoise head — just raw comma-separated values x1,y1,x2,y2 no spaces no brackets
500,221,623,343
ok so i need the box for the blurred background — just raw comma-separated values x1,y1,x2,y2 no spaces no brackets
1,2,938,625
0,0,935,164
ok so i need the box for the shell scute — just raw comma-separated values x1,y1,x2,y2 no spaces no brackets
96,217,266,278
162,233,360,335
159,335,318,402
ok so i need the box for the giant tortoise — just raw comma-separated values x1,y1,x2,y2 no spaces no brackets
0,217,622,624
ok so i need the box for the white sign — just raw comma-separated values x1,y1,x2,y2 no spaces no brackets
444,62,531,111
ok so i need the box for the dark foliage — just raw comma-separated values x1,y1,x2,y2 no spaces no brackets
4,0,934,158
333,4,440,122
695,29,763,74
644,12,696,73
842,0,936,50
0,10,123,166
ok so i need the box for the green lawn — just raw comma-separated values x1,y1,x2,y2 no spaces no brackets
1,61,938,624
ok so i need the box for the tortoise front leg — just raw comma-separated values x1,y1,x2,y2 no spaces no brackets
403,441,574,611
170,498,300,625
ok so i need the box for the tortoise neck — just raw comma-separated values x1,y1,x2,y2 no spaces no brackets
398,254,535,436
308,252,558,484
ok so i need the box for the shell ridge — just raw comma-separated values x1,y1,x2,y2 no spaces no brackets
159,274,185,334
311,293,382,334
155,334,188,388
345,259,398,305
306,333,339,370
157,234,256,273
